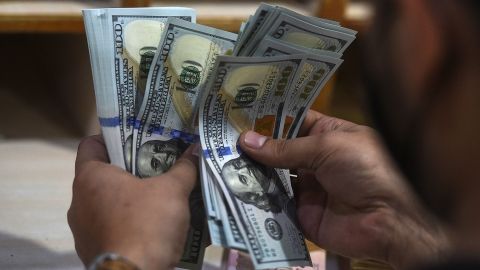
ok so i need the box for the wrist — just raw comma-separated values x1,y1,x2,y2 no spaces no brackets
387,211,451,269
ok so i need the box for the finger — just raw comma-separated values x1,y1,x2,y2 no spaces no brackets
298,110,324,137
239,131,330,170
295,175,327,240
75,135,109,176
298,110,357,137
162,143,200,195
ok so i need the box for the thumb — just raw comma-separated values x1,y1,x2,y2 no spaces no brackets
239,131,328,170
161,143,200,196
75,135,109,176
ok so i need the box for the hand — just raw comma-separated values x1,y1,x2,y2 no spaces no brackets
68,135,199,270
239,110,449,269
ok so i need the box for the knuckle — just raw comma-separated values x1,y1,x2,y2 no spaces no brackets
175,157,196,170
73,166,90,187
310,135,340,169
273,139,289,158
67,208,73,225
73,162,104,192
77,136,94,152
160,172,195,196
319,133,341,147
357,125,377,136
172,159,197,179
77,135,103,153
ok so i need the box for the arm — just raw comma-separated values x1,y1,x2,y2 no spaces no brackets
239,110,450,269
68,135,199,270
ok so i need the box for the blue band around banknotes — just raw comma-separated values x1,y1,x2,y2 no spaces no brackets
99,117,121,127
99,117,136,127
203,144,243,158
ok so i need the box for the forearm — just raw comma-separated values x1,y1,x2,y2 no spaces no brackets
387,208,451,269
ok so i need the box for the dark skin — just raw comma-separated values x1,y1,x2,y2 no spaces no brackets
68,136,199,269
239,110,448,269
69,112,445,270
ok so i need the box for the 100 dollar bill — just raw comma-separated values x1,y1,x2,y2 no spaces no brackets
84,8,196,170
237,3,355,57
252,37,344,138
244,12,354,56
199,55,311,269
131,19,237,268
133,18,237,177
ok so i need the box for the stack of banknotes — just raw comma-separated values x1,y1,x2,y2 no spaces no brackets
83,3,356,269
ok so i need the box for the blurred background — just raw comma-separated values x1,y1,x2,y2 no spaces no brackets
0,0,374,269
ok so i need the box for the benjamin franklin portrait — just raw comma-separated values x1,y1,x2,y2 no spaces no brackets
136,138,188,178
221,155,296,222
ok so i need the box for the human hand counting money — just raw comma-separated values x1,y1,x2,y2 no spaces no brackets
68,135,199,270
239,110,448,269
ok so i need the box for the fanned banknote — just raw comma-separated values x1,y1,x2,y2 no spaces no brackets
213,175,248,251
217,56,304,139
129,18,237,269
133,18,237,177
84,8,208,270
84,8,196,170
235,3,356,56
252,37,343,138
201,144,248,250
246,37,342,200
199,55,311,269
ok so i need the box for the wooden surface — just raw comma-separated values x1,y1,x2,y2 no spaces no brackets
0,1,372,33
0,1,94,33
317,0,347,22
122,0,152,7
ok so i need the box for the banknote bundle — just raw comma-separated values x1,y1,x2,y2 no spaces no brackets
84,3,355,269
199,4,355,269
83,8,212,269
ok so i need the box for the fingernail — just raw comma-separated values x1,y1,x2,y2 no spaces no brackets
244,131,267,149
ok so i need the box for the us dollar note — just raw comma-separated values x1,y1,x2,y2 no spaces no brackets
200,154,227,246
234,3,275,55
200,154,218,221
243,12,355,56
267,13,355,54
212,174,248,251
218,56,303,139
275,5,357,36
84,8,123,167
132,18,237,269
202,131,249,250
250,37,326,195
252,37,343,138
199,55,311,269
282,54,342,139
83,8,196,171
133,18,237,177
